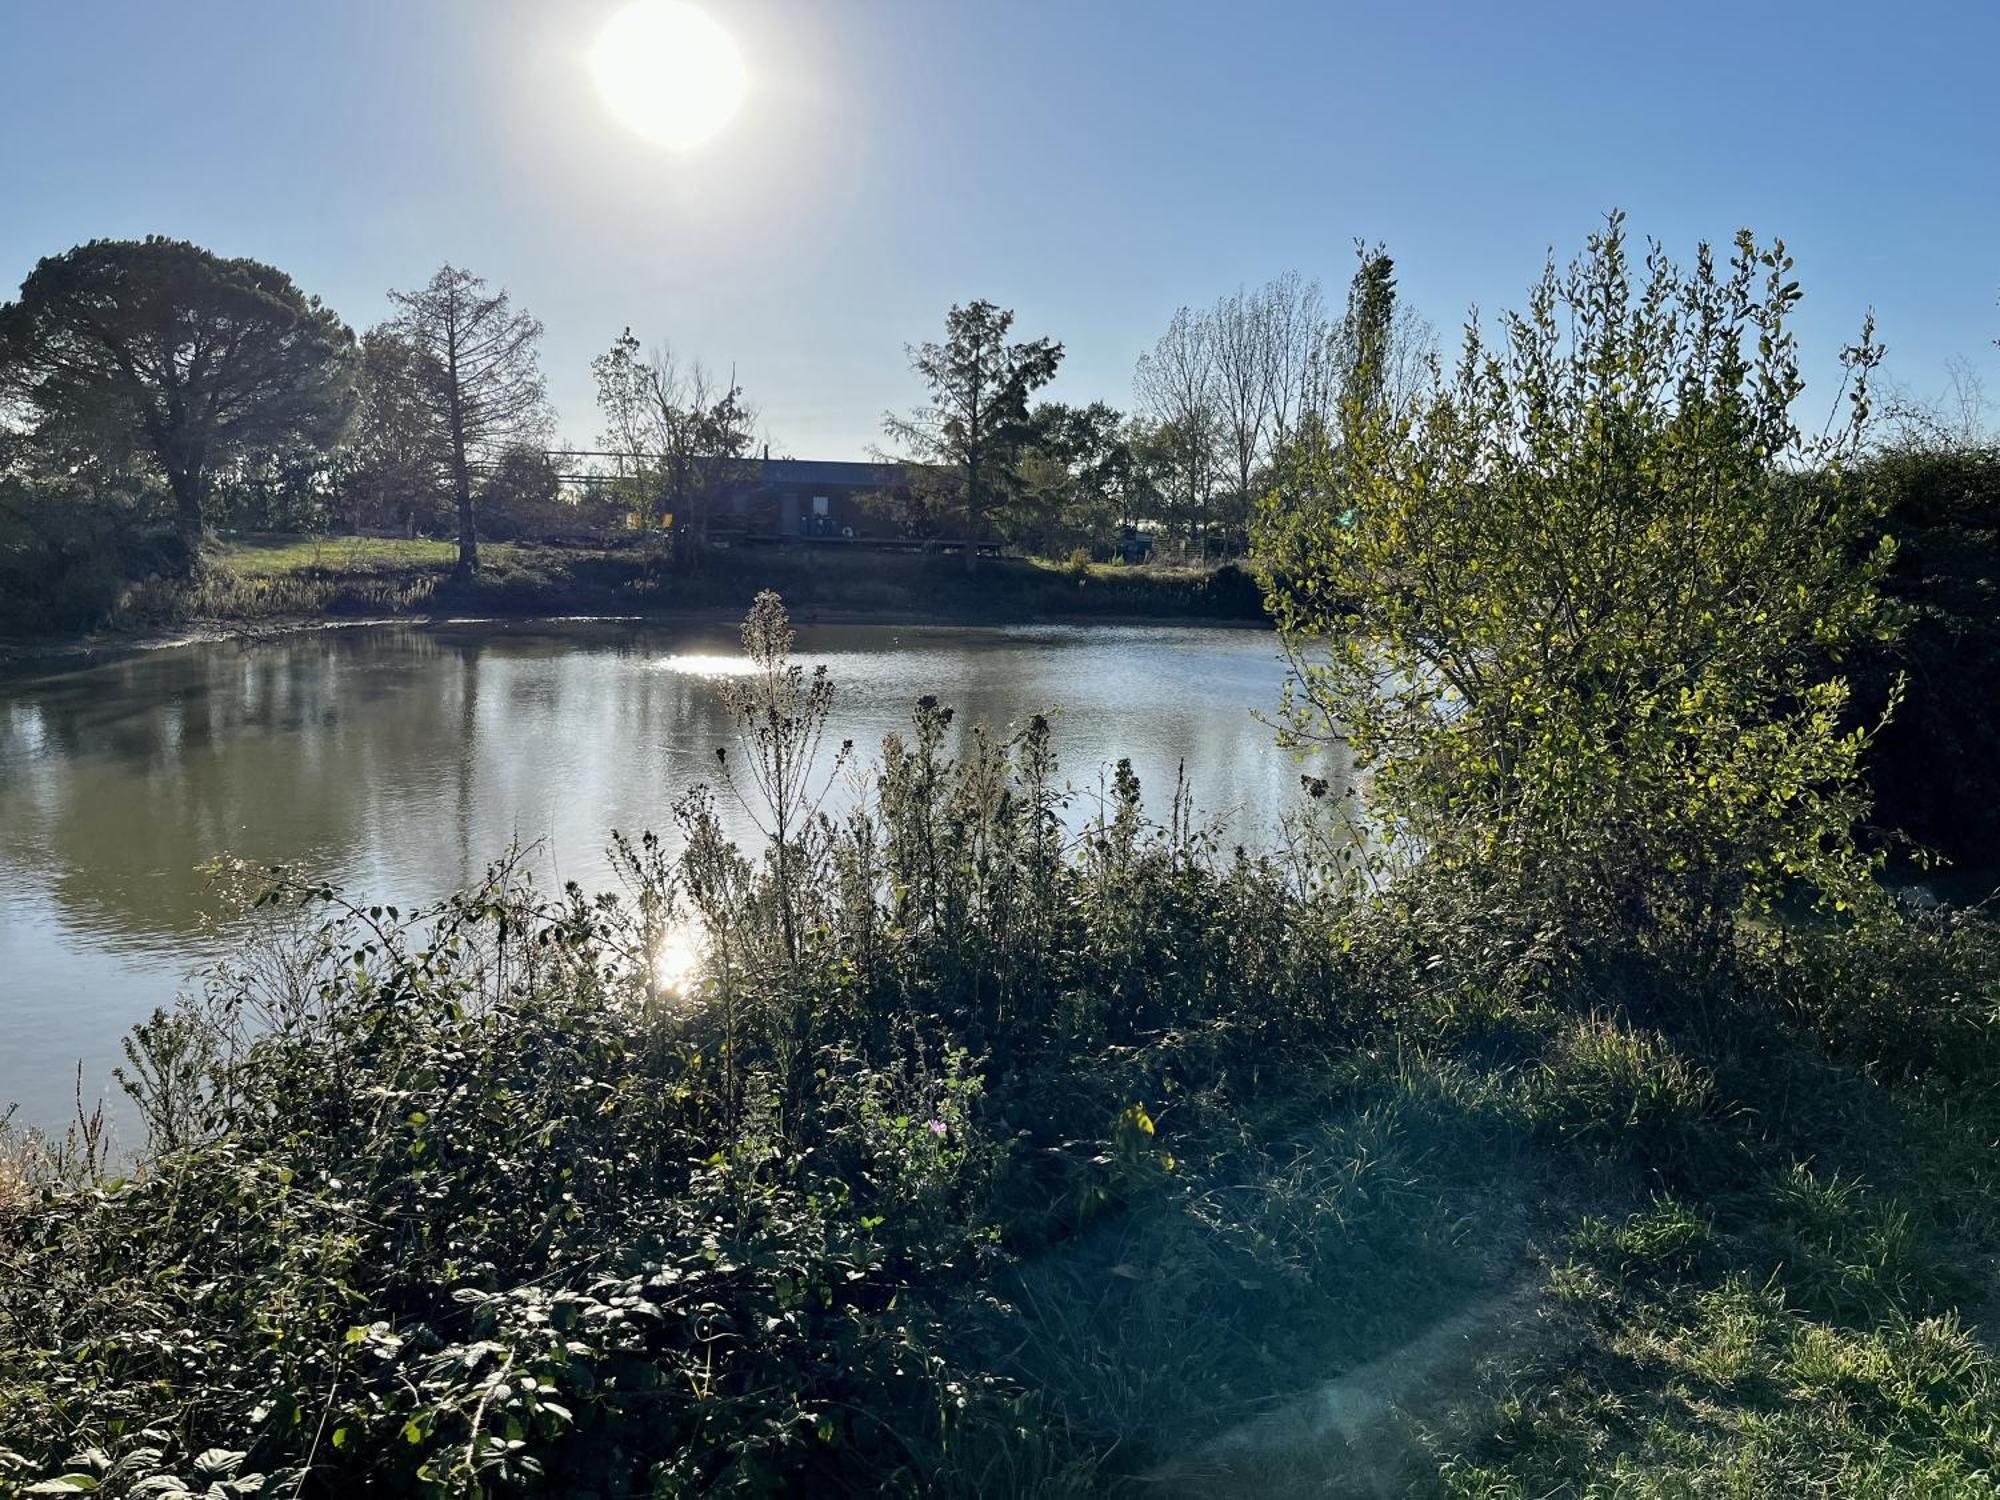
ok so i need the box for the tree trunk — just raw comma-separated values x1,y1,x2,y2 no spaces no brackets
964,455,980,575
453,463,476,579
448,390,476,579
167,466,206,575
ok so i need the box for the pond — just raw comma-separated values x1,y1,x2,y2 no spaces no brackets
0,618,1339,1132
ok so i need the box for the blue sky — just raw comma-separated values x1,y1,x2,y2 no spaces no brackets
3,0,1995,457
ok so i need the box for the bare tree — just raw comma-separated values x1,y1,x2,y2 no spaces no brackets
592,329,757,542
1261,271,1328,456
1210,286,1276,543
387,265,548,577
1134,305,1222,553
1878,355,1991,452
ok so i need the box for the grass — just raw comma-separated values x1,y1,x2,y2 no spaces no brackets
218,534,468,575
1397,1005,2000,1499
179,535,641,621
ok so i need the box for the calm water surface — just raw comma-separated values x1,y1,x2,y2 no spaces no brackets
0,619,1334,1129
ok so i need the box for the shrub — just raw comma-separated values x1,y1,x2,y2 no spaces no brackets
1849,444,2000,867
0,594,1360,1493
1756,909,2000,1083
1260,215,1894,963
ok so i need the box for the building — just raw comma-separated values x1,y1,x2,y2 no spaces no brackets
714,457,913,540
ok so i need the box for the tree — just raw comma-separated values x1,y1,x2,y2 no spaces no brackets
476,444,569,539
1140,275,1337,556
1008,400,1137,556
1134,305,1223,556
386,266,548,577
1304,243,1434,429
1210,284,1277,548
209,439,339,533
680,380,758,543
1261,270,1329,458
591,329,757,542
0,439,166,631
883,300,1062,572
856,462,960,540
1259,215,1892,960
339,327,452,535
1263,245,1431,541
0,237,355,566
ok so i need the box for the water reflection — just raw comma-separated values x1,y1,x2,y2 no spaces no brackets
0,620,1339,1128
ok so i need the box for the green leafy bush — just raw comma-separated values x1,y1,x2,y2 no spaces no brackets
1260,216,1895,963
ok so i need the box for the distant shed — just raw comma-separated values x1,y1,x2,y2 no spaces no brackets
717,458,910,539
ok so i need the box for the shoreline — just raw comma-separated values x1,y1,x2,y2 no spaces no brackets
0,602,1274,678
0,538,1273,673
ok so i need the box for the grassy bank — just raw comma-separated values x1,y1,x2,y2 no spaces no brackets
75,534,1268,638
3,601,1997,1497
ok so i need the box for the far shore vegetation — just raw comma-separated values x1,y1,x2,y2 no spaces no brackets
8,535,1268,644
4,217,2000,1497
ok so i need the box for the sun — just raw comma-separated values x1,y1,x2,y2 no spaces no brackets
590,1,748,151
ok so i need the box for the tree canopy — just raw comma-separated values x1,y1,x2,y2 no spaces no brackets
884,300,1061,570
0,237,355,563
1006,400,1141,556
591,328,757,540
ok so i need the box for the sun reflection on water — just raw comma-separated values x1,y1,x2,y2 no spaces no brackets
656,653,758,678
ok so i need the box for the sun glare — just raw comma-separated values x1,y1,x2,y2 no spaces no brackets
590,0,748,151
651,918,707,998
656,652,758,677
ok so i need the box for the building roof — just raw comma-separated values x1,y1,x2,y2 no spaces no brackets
749,458,906,488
